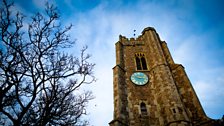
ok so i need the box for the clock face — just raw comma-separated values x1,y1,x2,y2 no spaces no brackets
131,72,149,85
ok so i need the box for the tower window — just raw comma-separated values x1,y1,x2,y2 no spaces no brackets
172,108,176,113
140,102,147,115
136,57,142,70
135,53,148,70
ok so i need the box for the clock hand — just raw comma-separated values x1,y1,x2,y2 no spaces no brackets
136,76,144,78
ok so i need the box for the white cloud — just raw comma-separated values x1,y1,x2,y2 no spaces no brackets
194,74,224,119
87,65,114,125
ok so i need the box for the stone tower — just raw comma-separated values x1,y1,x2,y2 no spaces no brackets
109,27,213,126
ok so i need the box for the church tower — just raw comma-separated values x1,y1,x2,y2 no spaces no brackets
109,27,213,126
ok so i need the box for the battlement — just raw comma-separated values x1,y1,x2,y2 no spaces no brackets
118,26,159,43
119,35,143,42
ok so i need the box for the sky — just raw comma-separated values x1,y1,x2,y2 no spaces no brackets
6,0,224,125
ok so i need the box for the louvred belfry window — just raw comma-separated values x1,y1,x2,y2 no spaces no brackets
135,53,148,70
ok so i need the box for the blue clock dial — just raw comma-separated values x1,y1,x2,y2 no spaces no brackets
131,72,148,85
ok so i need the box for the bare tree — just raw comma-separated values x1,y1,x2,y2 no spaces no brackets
0,0,95,125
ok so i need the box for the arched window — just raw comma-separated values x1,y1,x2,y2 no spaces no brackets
135,53,148,70
135,57,141,70
141,57,147,70
140,102,147,115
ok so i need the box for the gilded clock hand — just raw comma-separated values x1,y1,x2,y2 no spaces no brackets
136,76,144,78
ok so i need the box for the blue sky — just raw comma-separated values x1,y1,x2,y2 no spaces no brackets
8,0,224,125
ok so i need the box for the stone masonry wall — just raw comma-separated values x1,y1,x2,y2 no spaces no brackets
110,27,212,126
